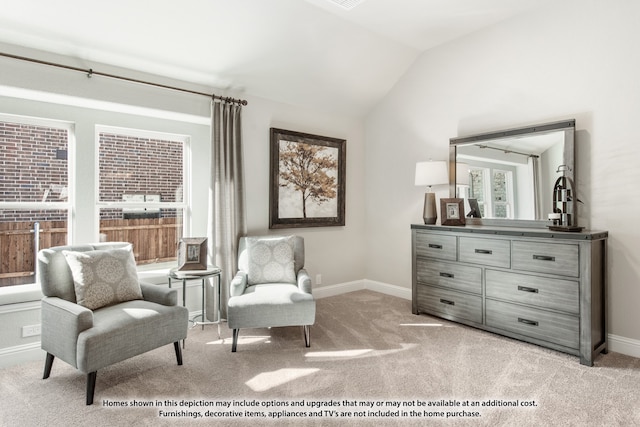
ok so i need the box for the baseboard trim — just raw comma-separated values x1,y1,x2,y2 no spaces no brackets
314,280,365,299
363,279,412,300
314,279,412,300
0,342,45,368
608,334,640,359
2,281,639,367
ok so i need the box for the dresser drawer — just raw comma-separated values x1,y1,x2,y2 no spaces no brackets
486,270,579,314
512,241,579,277
416,258,482,294
486,299,579,349
459,237,510,268
417,285,482,324
415,232,456,261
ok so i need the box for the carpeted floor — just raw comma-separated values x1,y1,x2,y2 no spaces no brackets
1,290,639,426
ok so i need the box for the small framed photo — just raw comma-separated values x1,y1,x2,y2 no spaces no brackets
440,198,466,226
177,237,208,270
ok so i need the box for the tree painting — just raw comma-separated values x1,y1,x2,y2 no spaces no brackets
278,140,338,218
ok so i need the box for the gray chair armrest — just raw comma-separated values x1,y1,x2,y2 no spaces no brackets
230,271,247,297
297,268,312,294
42,296,94,332
140,282,178,306
41,296,94,366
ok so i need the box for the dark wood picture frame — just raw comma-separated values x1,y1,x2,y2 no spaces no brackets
440,198,466,226
269,128,346,229
177,237,208,270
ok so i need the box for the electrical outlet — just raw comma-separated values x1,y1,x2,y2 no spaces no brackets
22,324,41,337
315,274,322,285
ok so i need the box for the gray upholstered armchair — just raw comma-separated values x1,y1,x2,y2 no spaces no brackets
37,242,188,405
227,235,316,352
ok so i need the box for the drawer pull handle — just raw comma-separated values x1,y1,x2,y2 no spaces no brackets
440,299,455,306
533,255,555,262
428,244,443,249
517,285,539,293
518,318,539,327
475,249,493,255
439,272,454,278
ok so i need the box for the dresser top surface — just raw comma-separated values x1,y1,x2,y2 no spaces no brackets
411,224,608,241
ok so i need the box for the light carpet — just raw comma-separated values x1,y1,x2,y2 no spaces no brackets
1,290,639,426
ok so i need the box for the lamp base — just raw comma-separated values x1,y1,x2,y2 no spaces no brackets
423,193,437,224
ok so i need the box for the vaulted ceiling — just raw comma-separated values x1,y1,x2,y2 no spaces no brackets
0,0,550,116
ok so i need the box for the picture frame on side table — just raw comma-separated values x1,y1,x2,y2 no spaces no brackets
269,127,346,229
177,237,208,270
440,198,466,226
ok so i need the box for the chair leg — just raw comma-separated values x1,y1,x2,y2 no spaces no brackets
232,329,239,352
174,341,183,365
303,325,311,348
43,353,55,379
86,371,97,405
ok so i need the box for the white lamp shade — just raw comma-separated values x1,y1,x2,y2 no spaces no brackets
456,162,470,186
415,161,448,187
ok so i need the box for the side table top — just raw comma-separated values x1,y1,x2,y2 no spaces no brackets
169,267,221,279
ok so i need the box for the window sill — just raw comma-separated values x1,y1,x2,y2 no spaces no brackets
0,283,42,305
136,262,173,285
0,262,174,306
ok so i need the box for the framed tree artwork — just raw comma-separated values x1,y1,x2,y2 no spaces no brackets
269,128,346,228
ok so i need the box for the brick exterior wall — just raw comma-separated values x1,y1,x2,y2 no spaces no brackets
0,121,68,221
98,132,183,219
1,123,184,221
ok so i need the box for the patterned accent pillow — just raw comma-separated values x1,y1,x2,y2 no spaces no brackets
246,236,296,285
63,245,143,310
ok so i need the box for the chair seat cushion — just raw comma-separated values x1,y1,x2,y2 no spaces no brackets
76,300,188,373
227,283,315,329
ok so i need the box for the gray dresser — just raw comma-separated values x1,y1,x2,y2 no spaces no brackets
411,224,608,366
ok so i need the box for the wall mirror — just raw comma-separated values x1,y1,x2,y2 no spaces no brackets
449,119,575,227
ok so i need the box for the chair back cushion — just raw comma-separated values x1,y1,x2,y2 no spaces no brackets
238,235,304,285
38,242,133,303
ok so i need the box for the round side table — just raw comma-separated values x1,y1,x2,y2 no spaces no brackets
168,267,222,341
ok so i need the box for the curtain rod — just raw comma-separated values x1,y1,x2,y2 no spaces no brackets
477,144,539,158
0,51,248,106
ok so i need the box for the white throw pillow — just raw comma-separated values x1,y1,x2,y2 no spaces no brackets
63,245,143,310
246,236,296,285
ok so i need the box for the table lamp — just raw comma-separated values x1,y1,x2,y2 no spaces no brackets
415,160,448,224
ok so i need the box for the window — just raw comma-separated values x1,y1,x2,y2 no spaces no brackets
491,169,513,219
0,114,73,287
96,126,189,265
469,168,488,218
469,166,514,219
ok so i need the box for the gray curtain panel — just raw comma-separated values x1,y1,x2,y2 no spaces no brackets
208,99,246,319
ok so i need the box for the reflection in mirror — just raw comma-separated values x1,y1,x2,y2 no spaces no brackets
449,120,575,225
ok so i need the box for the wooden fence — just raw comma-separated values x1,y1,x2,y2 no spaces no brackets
0,218,180,287
99,218,181,265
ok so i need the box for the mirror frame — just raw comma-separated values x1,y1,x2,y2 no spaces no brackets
449,119,575,228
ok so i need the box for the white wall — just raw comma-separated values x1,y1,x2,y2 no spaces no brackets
0,47,366,365
242,97,367,288
364,0,640,348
